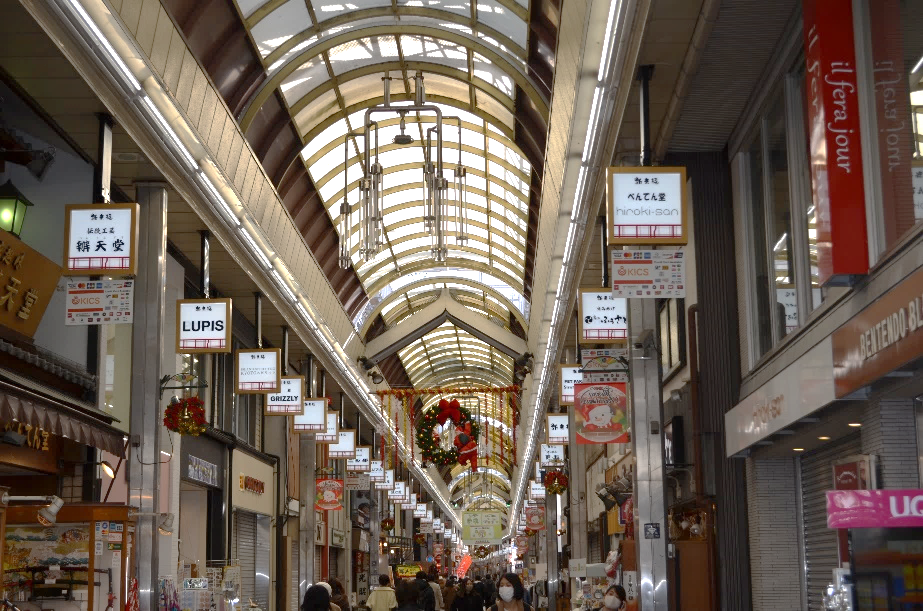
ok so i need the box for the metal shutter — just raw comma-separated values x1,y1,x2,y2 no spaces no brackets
236,510,257,608
329,547,340,581
800,433,862,610
315,546,323,583
255,515,271,611
587,518,601,564
291,537,300,611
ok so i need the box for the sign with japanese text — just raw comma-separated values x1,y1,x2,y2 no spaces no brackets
462,511,503,543
63,203,138,276
65,279,133,325
315,478,344,511
328,429,357,459
546,414,569,444
574,382,629,444
0,229,61,338
914,164,923,221
524,506,545,531
345,472,370,491
369,460,385,482
235,348,281,394
558,365,582,405
374,469,394,491
176,298,232,353
265,376,305,415
388,480,407,501
239,474,265,495
293,399,328,432
346,446,372,472
611,250,686,298
803,0,869,284
415,503,428,518
578,290,628,343
581,348,628,370
529,480,545,500
456,555,472,578
607,167,687,245
315,411,340,443
540,444,566,468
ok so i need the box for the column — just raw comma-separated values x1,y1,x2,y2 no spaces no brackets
627,298,668,609
129,183,168,611
543,494,557,610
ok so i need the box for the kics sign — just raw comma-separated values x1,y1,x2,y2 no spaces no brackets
176,299,232,353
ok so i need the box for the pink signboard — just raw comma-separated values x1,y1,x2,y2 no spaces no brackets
827,489,923,529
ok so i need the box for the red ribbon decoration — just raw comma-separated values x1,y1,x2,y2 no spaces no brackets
435,398,462,426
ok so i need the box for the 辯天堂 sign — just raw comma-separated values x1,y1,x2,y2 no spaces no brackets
63,203,139,276
0,228,62,338
176,298,232,353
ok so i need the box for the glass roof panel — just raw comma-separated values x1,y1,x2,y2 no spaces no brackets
250,0,313,57
328,36,400,74
281,57,331,105
314,0,393,22
293,89,341,137
401,35,469,72
234,0,271,18
475,0,527,48
396,0,471,17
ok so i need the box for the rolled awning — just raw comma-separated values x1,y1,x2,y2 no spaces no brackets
0,375,126,457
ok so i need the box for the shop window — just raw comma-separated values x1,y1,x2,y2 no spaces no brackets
658,298,686,382
858,0,923,257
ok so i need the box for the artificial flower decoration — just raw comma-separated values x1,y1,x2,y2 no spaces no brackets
163,396,206,436
416,399,480,471
414,533,427,545
381,517,395,531
544,470,568,495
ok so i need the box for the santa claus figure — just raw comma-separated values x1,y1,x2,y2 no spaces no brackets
454,421,478,472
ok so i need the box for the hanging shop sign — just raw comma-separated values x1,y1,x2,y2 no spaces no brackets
315,411,340,443
558,365,582,405
345,472,370,490
63,203,139,276
578,290,628,344
581,348,628,371
456,555,472,578
539,444,566,468
524,506,545,531
175,298,232,353
573,382,630,444
462,511,503,544
802,0,869,285
725,336,835,457
546,414,569,444
187,456,220,487
292,399,328,432
415,503,428,518
328,429,357,459
607,166,688,245
265,376,305,415
826,489,923,529
529,480,546,501
388,480,407,501
369,460,385,482
315,478,344,511
831,266,923,398
235,348,281,394
610,249,686,298
65,279,133,325
346,446,372,472
0,229,61,339
374,469,394,491
239,474,265,495
397,565,424,579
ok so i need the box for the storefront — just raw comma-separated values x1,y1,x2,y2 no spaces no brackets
231,449,275,611
180,433,227,573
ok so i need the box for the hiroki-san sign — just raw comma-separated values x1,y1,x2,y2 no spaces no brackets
607,167,688,245
176,298,232,353
63,203,139,276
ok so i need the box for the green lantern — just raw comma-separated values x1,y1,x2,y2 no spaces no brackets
0,180,34,237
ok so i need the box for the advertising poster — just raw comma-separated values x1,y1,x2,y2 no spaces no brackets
315,478,344,511
573,382,629,444
524,506,545,531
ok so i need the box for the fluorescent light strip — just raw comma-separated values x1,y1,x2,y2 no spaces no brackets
63,0,141,92
272,270,298,302
598,0,623,82
140,96,198,170
238,227,272,269
197,171,240,226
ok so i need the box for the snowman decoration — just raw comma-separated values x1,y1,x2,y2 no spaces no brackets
579,403,618,431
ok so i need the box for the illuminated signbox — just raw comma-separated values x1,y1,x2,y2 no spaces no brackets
63,203,139,276
176,299,232,353
265,376,305,415
607,167,688,245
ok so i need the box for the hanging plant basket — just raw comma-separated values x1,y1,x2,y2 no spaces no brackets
544,470,568,495
163,396,206,436
381,517,395,532
414,533,427,545
523,528,538,538
474,545,491,559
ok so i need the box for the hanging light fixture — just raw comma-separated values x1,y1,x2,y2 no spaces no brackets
449,118,468,245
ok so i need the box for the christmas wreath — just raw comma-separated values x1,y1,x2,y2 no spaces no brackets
523,528,538,537
544,470,568,495
163,396,206,436
381,517,395,531
416,399,481,470
414,534,427,545
473,546,490,559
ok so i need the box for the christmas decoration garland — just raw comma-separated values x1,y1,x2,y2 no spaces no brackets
474,546,491,559
523,528,538,537
416,399,480,469
163,396,206,436
544,470,568,495
414,534,427,545
381,517,395,531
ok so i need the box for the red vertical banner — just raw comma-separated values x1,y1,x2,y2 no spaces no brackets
803,0,869,285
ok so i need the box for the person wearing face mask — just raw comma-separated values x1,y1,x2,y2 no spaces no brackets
600,584,626,611
487,574,531,611
450,579,483,611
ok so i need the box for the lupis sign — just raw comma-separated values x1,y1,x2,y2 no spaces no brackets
176,299,232,353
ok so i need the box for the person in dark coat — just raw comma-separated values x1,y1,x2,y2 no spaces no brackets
450,579,484,611
303,584,332,611
415,571,436,611
396,580,423,611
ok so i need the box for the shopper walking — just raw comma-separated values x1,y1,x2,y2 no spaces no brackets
304,585,332,611
368,575,398,611
396,580,423,611
450,579,484,611
428,574,445,611
487,574,530,611
415,571,436,611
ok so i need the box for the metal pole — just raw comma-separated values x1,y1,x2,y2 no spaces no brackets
599,217,609,288
630,64,668,610
255,292,263,349
300,354,316,597
282,327,289,376
129,183,168,611
200,230,211,298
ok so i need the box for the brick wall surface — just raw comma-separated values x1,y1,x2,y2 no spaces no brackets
861,398,920,488
746,456,803,611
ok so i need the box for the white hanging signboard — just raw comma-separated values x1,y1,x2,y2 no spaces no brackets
176,298,232,353
65,279,134,325
607,167,688,245
374,469,395,491
913,164,923,221
558,365,582,405
540,444,566,468
578,290,628,343
345,472,370,491
388,480,406,501
63,203,139,276
610,249,686,298
265,376,305,415
415,503,428,518
315,411,340,443
546,414,570,444
346,446,372,472
293,399,328,432
236,348,281,393
580,348,630,383
530,480,546,500
328,430,357,458
369,460,385,482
